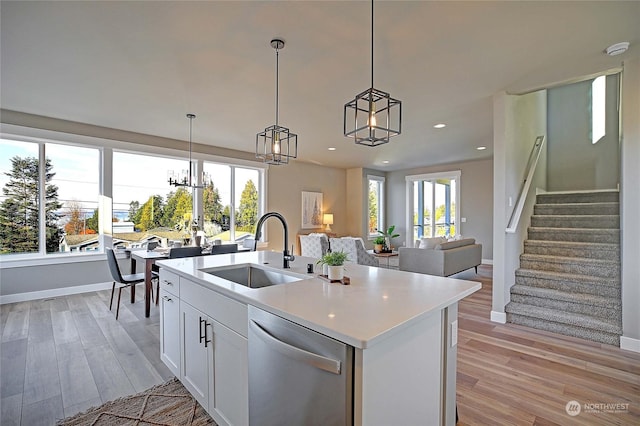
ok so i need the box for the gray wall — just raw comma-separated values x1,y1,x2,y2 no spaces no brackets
492,90,548,318
386,158,494,261
547,74,620,191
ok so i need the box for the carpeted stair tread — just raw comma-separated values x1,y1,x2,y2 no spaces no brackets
505,302,622,334
534,202,619,215
527,227,619,243
519,253,619,278
536,191,619,204
515,268,620,288
523,240,619,260
507,313,620,346
530,214,619,229
510,285,621,308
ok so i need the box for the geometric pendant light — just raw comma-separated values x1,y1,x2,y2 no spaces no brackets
256,38,298,165
344,0,401,147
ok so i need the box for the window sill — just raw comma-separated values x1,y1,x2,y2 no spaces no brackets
0,251,108,268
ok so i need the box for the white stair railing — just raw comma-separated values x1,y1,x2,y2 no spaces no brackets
506,135,545,233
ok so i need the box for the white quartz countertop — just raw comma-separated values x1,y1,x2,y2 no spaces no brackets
157,250,481,349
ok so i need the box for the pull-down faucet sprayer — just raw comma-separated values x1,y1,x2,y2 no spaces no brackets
254,212,295,268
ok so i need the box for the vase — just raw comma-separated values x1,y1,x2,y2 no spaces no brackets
327,265,344,281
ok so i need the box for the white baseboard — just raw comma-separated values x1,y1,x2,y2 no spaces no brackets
491,310,507,323
481,258,494,265
620,336,640,353
0,282,113,305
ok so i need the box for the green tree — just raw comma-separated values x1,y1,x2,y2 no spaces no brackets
160,188,191,229
0,156,62,253
237,180,258,231
136,195,164,232
368,186,378,234
128,201,140,222
203,183,223,223
86,208,99,233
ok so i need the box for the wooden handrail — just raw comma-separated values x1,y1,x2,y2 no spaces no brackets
506,136,545,233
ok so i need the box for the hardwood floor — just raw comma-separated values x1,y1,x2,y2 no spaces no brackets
454,265,640,426
0,288,171,426
1,266,638,425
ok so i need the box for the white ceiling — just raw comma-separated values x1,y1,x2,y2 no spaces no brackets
2,1,638,171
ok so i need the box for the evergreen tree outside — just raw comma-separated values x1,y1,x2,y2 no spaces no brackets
128,201,140,222
0,156,62,253
86,208,99,233
136,195,164,232
160,188,192,229
236,180,258,232
203,183,223,223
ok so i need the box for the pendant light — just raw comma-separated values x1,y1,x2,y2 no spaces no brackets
256,38,298,165
344,0,401,147
168,113,209,189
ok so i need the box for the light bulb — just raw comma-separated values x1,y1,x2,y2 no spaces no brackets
367,100,377,127
272,134,281,155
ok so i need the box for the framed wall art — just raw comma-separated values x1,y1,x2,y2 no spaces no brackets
301,191,323,229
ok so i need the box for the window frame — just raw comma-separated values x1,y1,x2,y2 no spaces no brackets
0,125,268,267
367,174,385,239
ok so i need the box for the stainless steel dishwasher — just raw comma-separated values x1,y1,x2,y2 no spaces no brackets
248,305,354,426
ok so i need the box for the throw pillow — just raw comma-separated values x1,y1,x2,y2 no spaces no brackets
434,238,476,250
419,237,447,249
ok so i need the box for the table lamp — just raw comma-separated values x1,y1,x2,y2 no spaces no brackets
323,213,334,232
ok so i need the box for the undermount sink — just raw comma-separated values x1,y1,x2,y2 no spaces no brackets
202,264,303,288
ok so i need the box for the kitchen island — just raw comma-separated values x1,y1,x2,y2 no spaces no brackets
157,250,480,426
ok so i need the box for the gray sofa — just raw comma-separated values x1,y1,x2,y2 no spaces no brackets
398,238,482,276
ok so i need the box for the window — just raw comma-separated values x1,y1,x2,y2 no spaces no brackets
202,162,263,243
368,175,385,237
113,151,194,247
0,139,100,255
591,75,606,144
407,171,460,243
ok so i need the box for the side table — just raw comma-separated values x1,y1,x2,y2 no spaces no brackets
368,250,399,269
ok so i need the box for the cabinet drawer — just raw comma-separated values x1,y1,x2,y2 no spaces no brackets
159,269,180,297
180,278,248,338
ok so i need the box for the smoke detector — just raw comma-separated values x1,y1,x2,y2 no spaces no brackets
605,42,629,56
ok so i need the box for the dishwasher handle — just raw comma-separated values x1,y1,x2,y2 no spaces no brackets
250,320,342,375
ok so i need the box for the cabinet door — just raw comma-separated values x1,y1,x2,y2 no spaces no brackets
181,301,212,410
159,288,180,376
211,321,249,426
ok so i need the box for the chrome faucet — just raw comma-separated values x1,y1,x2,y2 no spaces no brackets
254,212,295,268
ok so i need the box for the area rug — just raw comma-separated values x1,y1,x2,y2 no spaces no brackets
57,378,217,426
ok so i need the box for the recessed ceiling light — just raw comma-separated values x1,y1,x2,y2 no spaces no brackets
383,160,389,164
605,42,629,56
477,146,487,151
434,123,446,129
328,147,336,151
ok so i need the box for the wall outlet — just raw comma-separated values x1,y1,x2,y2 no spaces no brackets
461,217,466,223
508,196,513,207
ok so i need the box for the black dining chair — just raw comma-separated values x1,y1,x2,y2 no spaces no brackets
150,246,205,305
210,244,238,255
106,248,146,320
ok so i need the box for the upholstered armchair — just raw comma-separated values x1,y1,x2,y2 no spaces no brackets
329,237,378,267
298,234,330,259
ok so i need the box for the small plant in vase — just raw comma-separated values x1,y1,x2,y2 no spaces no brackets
317,251,349,281
373,236,386,253
376,225,400,253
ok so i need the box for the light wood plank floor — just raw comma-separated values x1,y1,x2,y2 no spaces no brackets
0,287,171,426
1,266,639,425
454,265,640,426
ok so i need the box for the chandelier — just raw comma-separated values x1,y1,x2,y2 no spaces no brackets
344,0,402,147
167,114,210,189
256,38,298,165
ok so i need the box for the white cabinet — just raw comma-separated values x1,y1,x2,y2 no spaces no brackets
211,321,248,426
159,269,180,377
159,273,248,426
180,301,213,409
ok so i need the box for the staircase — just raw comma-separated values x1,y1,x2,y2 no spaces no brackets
506,190,622,346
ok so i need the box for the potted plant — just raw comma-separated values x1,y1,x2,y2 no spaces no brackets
373,236,386,253
376,225,400,252
317,251,349,280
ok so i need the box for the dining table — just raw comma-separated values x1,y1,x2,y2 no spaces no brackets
128,248,169,317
